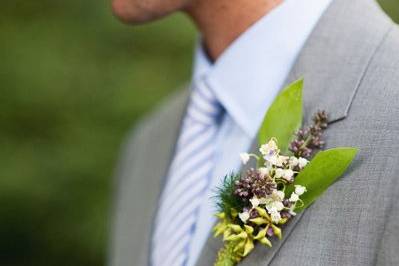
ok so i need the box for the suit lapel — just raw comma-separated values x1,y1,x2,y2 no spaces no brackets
194,0,392,265
283,0,391,125
142,89,190,264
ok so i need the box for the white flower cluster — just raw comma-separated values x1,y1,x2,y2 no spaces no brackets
238,139,308,225
240,139,308,182
259,139,308,181
239,184,306,224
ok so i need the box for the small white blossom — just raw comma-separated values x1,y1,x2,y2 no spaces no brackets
265,203,273,212
298,157,309,168
268,155,288,167
239,211,250,223
270,208,282,223
267,205,277,214
264,190,285,213
266,202,283,212
264,154,289,168
289,192,300,202
258,197,268,205
258,167,269,177
240,153,250,165
289,156,299,168
273,201,285,211
263,162,274,174
260,139,283,166
266,154,280,166
259,139,278,156
294,185,307,196
283,169,294,181
275,168,284,178
289,208,297,216
278,155,289,165
250,197,260,208
273,190,285,201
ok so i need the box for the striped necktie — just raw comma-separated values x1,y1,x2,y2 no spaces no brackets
151,80,224,266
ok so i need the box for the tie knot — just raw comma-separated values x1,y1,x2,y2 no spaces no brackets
186,82,224,125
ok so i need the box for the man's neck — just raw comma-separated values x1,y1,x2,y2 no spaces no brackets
184,0,283,61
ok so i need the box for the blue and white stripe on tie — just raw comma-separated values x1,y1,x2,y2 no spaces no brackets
151,80,224,266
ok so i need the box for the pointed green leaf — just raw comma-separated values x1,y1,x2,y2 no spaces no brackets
258,79,303,152
287,147,358,212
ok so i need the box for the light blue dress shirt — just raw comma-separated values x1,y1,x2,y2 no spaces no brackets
186,0,333,265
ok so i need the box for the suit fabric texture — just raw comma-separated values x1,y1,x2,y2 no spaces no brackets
109,0,399,265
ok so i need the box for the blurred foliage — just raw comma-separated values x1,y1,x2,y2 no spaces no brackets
0,0,195,265
0,0,397,266
379,0,399,23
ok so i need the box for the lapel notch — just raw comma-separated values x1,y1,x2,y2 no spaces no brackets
284,0,392,125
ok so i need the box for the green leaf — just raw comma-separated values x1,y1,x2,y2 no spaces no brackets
258,79,303,153
286,147,358,212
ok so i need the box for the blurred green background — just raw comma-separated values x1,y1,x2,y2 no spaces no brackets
0,1,397,266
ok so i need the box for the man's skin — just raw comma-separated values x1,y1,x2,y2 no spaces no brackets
112,0,282,60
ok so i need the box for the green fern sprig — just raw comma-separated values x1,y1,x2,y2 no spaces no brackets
215,174,245,217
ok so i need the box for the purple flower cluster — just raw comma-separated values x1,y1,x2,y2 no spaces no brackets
234,169,276,201
289,111,328,159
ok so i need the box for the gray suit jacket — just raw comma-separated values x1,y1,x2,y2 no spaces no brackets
109,0,399,265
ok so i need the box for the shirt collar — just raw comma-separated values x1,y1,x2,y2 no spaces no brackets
192,0,333,138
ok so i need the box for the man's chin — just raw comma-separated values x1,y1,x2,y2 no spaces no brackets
111,0,176,24
111,0,148,24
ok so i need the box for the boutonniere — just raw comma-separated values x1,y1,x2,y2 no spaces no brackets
213,79,358,266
